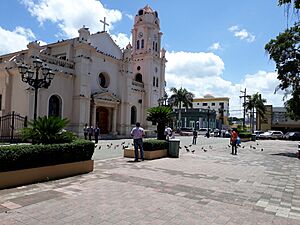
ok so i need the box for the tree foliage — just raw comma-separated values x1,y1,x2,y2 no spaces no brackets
265,1,300,120
146,106,173,140
169,87,194,127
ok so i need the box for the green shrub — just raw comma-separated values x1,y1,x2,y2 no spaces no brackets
143,139,168,151
239,132,252,138
21,116,75,144
0,139,94,172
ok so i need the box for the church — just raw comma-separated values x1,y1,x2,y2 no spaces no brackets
0,5,166,137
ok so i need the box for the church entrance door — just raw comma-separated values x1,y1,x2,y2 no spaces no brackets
96,107,109,134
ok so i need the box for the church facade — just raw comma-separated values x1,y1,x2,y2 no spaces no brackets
0,5,166,137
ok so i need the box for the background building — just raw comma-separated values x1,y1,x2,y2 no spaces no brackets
193,94,230,129
257,105,300,132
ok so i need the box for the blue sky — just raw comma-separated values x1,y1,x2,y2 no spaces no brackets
0,0,292,116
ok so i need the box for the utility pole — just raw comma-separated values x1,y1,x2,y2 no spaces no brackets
239,88,247,130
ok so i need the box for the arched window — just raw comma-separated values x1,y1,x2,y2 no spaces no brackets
137,40,140,49
131,106,137,125
153,77,155,86
141,39,144,48
135,73,143,83
48,95,61,117
98,72,110,88
153,41,155,50
155,42,158,52
156,77,159,87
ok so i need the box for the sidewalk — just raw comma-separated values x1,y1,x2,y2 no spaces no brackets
1,138,300,224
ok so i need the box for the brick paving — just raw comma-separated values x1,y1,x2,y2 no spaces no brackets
1,137,300,224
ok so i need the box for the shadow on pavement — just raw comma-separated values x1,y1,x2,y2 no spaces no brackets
271,152,298,158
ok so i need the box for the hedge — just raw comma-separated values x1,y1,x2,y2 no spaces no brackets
0,139,95,172
239,132,252,138
143,139,168,151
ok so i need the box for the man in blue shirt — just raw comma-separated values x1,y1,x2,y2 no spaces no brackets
130,122,145,162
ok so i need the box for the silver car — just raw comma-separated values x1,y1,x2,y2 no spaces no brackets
259,130,283,139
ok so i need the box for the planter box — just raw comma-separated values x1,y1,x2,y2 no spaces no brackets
124,148,167,160
0,160,94,190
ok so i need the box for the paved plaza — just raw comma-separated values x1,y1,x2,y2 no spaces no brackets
1,137,300,225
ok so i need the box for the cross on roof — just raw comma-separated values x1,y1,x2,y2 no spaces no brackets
100,17,109,32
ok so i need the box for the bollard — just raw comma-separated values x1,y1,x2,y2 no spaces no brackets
298,144,300,159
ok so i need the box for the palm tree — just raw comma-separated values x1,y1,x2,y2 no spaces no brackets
243,93,266,132
169,87,195,128
146,106,173,140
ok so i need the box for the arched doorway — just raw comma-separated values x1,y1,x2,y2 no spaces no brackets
96,107,109,134
48,95,61,117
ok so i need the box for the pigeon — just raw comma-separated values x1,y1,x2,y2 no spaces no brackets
253,147,256,149
228,145,231,148
186,148,190,152
191,150,195,153
250,145,253,148
184,146,188,149
203,149,207,152
98,146,101,150
179,146,182,149
257,143,259,145
107,144,110,148
261,148,264,151
123,145,128,149
121,141,125,145
189,144,192,147
242,146,245,148
201,147,204,150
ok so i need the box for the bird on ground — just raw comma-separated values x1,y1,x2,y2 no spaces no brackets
228,145,231,148
94,144,97,148
191,150,195,153
261,148,264,151
122,145,128,149
121,141,125,145
179,146,182,149
203,149,207,152
253,147,256,149
250,145,253,148
107,144,110,148
257,143,259,145
242,146,245,148
98,146,101,150
184,146,188,149
201,147,204,150
189,144,192,147
186,148,190,152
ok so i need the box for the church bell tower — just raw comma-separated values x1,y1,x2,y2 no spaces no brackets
131,5,166,121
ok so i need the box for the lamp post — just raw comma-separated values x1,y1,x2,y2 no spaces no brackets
18,58,55,120
207,106,210,138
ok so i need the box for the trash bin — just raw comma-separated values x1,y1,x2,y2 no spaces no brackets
251,134,256,141
168,139,180,158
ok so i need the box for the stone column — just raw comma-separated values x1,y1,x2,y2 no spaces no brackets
112,107,117,134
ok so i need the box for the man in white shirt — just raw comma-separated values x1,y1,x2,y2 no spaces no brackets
130,122,145,161
164,126,172,140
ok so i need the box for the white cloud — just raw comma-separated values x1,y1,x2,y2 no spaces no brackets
125,13,133,20
111,33,131,49
21,0,122,38
208,42,221,51
228,25,255,43
165,51,284,117
166,51,224,78
0,26,36,55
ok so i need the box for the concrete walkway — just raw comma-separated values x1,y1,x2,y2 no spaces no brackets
1,137,300,225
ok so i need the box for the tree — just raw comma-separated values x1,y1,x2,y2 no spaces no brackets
265,0,300,120
243,93,266,132
21,116,75,144
169,87,195,128
146,106,173,140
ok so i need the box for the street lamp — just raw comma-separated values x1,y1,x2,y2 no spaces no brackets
207,106,211,138
18,58,55,120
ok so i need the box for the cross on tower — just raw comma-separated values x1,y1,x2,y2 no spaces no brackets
100,17,109,32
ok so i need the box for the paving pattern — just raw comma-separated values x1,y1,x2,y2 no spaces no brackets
1,137,300,224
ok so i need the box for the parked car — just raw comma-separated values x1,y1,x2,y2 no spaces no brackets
284,132,300,141
179,127,194,136
259,130,284,139
253,130,264,139
198,128,210,136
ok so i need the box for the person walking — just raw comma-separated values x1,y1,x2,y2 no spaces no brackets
88,126,93,141
83,123,88,140
130,122,145,162
164,126,172,140
230,128,238,155
94,125,100,144
192,129,198,145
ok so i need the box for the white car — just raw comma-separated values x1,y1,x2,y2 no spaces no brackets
259,130,283,139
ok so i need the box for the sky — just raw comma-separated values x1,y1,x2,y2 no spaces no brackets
0,0,294,117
